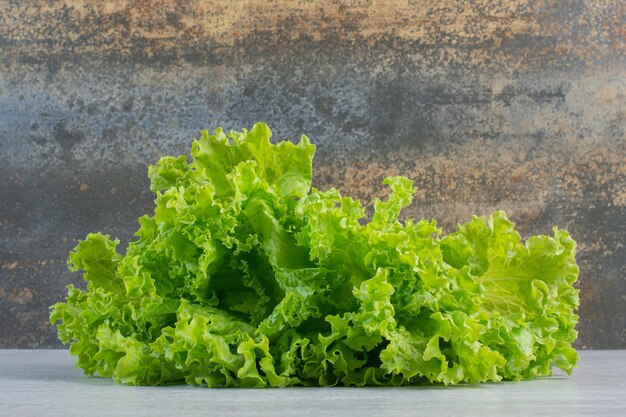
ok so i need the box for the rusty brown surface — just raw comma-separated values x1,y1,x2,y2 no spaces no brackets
0,1,624,348
2,1,624,61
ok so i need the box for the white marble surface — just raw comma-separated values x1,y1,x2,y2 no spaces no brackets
0,350,624,417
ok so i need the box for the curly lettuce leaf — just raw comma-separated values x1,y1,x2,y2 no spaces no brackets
51,123,579,387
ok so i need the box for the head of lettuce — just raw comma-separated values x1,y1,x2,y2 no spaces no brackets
50,123,579,387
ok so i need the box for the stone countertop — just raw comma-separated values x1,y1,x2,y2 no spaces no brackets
1,350,624,417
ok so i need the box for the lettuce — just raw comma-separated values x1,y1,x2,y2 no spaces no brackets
50,123,579,386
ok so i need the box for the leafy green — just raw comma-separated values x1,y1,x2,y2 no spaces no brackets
51,123,579,386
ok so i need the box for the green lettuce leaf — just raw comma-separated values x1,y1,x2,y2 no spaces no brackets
51,123,579,387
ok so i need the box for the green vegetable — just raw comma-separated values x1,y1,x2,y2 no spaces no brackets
50,123,579,387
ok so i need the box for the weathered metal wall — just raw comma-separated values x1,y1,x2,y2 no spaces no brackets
1,1,624,348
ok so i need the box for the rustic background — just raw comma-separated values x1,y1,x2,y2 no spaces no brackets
1,1,624,348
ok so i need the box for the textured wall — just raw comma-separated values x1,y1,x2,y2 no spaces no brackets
0,1,624,348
